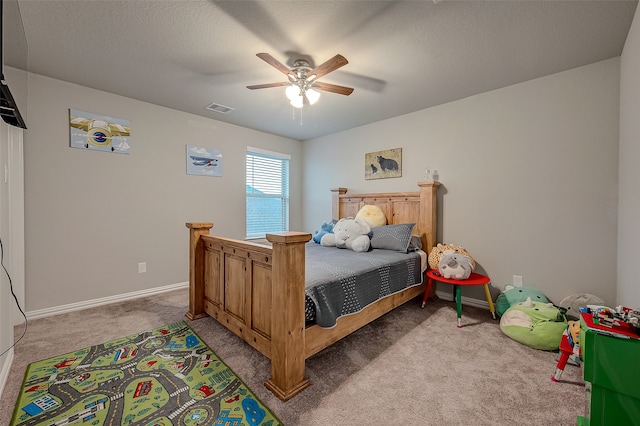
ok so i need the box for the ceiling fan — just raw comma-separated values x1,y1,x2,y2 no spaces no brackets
247,53,354,108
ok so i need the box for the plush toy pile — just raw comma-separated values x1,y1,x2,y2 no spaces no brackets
496,287,613,351
428,243,476,270
427,243,476,280
499,297,568,351
495,284,567,350
316,205,387,252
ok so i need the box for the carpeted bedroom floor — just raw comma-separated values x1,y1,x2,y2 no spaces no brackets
0,288,585,425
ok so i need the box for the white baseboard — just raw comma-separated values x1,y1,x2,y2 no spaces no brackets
26,282,189,321
0,349,14,400
435,289,490,310
20,284,488,320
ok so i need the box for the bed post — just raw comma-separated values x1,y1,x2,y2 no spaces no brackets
185,222,214,320
330,187,347,219
418,182,440,300
264,231,313,401
417,181,440,254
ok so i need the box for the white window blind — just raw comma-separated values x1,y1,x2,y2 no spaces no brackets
246,148,290,239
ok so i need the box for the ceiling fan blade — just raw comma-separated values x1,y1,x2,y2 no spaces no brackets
313,82,354,96
309,54,349,79
246,82,289,90
256,53,292,76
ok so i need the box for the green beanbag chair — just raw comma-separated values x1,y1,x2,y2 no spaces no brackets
500,297,567,351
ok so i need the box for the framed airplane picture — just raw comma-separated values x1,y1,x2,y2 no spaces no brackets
69,109,131,154
186,145,223,177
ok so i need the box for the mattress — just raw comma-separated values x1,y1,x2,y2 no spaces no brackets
303,242,426,328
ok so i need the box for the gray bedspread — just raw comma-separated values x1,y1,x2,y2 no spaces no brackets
304,243,424,328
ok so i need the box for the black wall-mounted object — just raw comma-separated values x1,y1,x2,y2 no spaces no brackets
1,74,26,129
0,0,27,129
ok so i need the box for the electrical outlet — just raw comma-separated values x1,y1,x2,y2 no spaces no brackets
513,275,523,287
138,262,147,273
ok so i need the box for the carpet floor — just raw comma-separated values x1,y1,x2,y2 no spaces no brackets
0,288,585,425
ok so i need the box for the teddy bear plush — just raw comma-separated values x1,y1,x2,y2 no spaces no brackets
428,243,476,270
320,217,372,252
438,253,473,279
355,204,387,228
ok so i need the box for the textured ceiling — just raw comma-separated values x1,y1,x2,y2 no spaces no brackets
11,0,639,141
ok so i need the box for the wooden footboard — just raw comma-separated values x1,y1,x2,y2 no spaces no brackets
186,181,440,401
185,225,311,400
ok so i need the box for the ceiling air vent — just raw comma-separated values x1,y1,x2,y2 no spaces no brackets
204,102,234,114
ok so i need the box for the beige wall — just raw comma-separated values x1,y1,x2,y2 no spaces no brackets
619,4,640,308
15,57,627,315
7,47,635,320
303,59,620,305
23,73,302,312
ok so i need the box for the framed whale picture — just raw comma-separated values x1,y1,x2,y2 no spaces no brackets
365,148,402,180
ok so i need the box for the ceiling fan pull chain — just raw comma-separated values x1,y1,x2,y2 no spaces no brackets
299,107,303,126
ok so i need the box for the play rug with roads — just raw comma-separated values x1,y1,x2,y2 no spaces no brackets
10,320,281,426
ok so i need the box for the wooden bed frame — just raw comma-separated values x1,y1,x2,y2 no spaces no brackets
185,181,439,401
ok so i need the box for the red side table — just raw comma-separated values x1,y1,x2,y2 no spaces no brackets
422,269,496,327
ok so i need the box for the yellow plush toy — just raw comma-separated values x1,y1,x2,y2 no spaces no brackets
355,205,387,228
428,243,476,270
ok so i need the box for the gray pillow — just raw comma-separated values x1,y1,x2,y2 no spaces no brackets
370,223,416,252
408,235,423,252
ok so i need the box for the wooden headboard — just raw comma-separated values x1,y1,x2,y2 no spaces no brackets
330,181,440,254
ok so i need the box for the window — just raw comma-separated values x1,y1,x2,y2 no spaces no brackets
246,147,290,239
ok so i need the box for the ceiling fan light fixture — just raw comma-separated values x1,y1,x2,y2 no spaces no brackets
285,84,301,101
290,96,304,109
306,88,320,105
250,53,353,111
